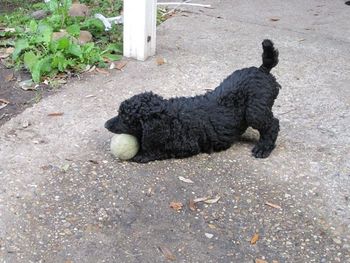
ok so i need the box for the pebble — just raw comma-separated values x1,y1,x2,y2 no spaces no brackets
31,10,49,20
205,233,214,239
333,238,342,244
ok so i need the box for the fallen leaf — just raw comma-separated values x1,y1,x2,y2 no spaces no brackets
156,57,166,65
169,201,183,211
178,176,194,184
115,61,128,70
48,112,64,117
62,164,70,172
21,86,37,91
265,202,282,209
0,49,11,59
193,197,209,203
96,68,109,75
109,62,116,69
88,159,99,164
19,79,35,90
208,224,216,229
189,199,197,211
0,53,10,59
158,246,176,261
204,196,221,204
56,79,67,84
270,17,280,21
0,98,10,110
85,223,100,232
250,233,259,244
86,65,96,73
4,72,14,82
255,259,268,263
6,47,14,54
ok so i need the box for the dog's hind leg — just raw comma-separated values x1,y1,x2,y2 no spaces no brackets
245,105,279,158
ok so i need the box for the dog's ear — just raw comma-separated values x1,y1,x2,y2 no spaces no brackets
140,118,169,150
136,92,165,120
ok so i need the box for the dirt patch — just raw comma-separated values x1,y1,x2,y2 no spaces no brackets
0,64,55,126
0,0,40,13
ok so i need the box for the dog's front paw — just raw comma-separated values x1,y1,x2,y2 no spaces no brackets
131,154,154,163
252,144,275,158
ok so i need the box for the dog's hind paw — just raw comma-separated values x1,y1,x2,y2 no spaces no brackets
252,144,275,158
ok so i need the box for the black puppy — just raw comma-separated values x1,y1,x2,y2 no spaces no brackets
105,39,281,163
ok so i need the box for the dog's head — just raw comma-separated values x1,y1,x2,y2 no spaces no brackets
104,92,164,138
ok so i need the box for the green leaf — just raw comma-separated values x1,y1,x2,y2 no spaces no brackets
46,14,62,31
52,52,74,72
81,18,104,36
32,56,52,83
102,43,123,55
68,43,82,58
49,40,59,53
57,37,70,50
81,42,95,53
66,24,80,37
47,0,59,12
29,20,38,33
102,53,122,61
62,0,72,10
36,23,53,44
12,39,29,60
23,51,39,71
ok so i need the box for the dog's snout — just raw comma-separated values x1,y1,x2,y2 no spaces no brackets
105,117,121,133
104,120,111,129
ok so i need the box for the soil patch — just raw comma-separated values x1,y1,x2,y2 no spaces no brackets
0,64,55,126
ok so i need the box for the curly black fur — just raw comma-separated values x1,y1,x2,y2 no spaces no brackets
105,39,281,163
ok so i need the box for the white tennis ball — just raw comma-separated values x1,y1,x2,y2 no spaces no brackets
110,134,140,160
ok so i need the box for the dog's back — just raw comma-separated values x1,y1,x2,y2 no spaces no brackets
216,39,280,109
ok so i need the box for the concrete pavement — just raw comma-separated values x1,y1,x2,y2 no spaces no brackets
1,0,349,262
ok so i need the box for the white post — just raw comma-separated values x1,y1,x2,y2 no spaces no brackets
123,0,157,61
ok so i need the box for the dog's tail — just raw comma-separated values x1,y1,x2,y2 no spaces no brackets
260,39,279,73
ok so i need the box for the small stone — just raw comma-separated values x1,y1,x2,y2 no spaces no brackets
22,120,30,128
333,238,342,244
31,10,50,20
205,233,214,239
63,222,71,228
64,229,72,235
52,31,69,41
78,31,93,45
69,3,90,17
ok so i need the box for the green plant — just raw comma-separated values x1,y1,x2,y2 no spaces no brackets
3,0,123,83
1,0,168,83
